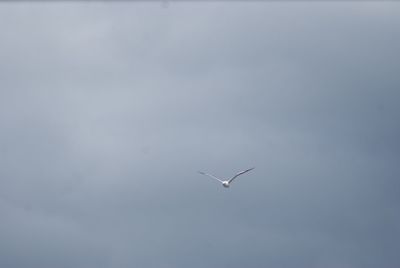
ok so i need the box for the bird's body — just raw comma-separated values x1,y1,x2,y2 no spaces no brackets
198,168,255,188
222,181,230,188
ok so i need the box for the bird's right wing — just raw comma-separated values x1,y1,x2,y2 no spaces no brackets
228,167,255,183
198,171,223,183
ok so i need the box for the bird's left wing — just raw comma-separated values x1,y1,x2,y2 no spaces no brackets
198,171,223,183
228,167,255,183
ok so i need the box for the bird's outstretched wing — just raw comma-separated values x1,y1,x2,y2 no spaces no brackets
228,167,255,183
198,171,223,183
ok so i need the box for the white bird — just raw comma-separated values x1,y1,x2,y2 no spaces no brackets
198,167,255,188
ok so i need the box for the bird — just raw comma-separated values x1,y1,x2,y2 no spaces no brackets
198,167,255,188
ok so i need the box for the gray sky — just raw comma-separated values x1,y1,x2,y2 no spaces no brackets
0,2,399,268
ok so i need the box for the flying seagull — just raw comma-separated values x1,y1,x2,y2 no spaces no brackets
198,167,255,188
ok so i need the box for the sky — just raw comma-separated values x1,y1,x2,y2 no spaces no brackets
0,2,399,268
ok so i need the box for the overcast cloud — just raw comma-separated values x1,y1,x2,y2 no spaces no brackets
0,2,399,268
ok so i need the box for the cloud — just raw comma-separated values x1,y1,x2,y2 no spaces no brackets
0,2,399,268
